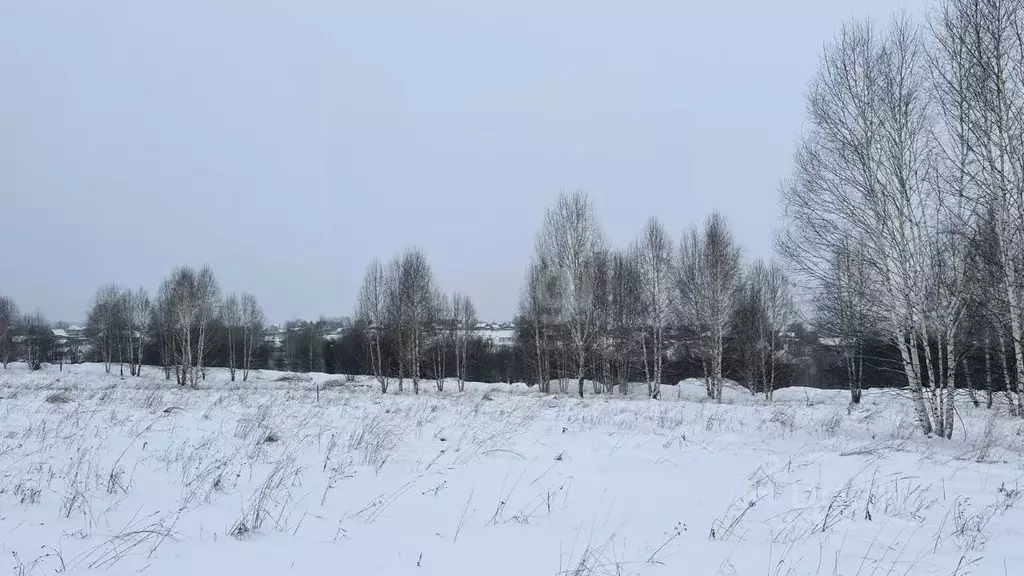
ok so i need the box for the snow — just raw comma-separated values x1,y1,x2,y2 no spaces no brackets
1,364,1022,575
473,328,515,346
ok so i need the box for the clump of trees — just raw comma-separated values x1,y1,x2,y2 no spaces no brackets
355,248,479,395
19,312,52,371
634,218,674,399
514,190,793,402
535,191,607,399
86,284,150,376
219,292,264,382
79,266,266,388
0,295,56,372
779,0,1024,437
677,214,744,402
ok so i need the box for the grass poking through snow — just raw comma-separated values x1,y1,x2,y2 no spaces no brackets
0,364,1021,575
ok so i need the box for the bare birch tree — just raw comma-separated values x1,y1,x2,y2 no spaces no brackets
240,292,264,382
677,213,743,402
633,217,674,398
781,16,963,435
536,190,606,398
931,0,1024,416
127,288,151,377
87,284,125,374
591,248,612,394
431,290,451,392
357,259,391,393
739,260,793,400
0,296,18,369
517,257,558,393
161,265,221,388
390,248,436,395
194,267,220,383
221,293,242,381
385,257,407,392
152,287,175,380
161,270,195,386
813,238,880,404
606,249,643,395
451,292,477,392
310,319,328,373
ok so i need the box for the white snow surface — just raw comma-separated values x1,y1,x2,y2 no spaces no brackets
1,363,1022,575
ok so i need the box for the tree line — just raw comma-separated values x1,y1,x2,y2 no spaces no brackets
3,207,825,405
0,266,265,386
779,0,1024,437
509,192,794,402
344,191,799,404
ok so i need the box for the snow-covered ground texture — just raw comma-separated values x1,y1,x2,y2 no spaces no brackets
1,364,1023,576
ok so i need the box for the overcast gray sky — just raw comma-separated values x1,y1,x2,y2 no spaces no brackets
1,0,927,323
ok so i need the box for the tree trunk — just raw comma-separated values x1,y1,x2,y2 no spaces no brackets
712,331,724,402
413,331,421,395
702,359,711,399
964,357,979,407
377,336,388,393
577,350,586,399
944,334,956,439
900,333,933,435
653,325,663,400
850,341,863,404
985,334,993,409
228,328,236,382
920,324,942,431
999,241,1024,417
642,334,651,397
534,324,546,393
397,352,404,393
998,329,1013,410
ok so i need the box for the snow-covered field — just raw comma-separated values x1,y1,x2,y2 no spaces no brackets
1,364,1022,575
